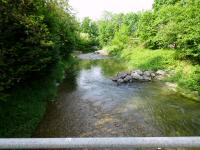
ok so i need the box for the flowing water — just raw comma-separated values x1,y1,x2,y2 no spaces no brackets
34,53,200,149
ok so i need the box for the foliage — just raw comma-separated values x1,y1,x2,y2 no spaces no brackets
81,17,98,38
77,17,99,52
107,25,131,55
76,33,99,52
137,0,200,62
97,0,200,63
98,12,140,47
153,0,181,10
0,0,78,100
0,56,77,137
96,1,200,94
137,11,157,49
120,46,200,93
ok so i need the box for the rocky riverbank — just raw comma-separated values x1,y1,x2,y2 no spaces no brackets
112,69,167,84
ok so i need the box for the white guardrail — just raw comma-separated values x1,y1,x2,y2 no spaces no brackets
0,137,200,149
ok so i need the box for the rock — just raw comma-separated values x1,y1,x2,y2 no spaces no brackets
150,72,156,78
131,72,143,80
132,69,143,75
143,71,152,77
143,76,151,81
124,75,132,82
117,78,124,83
156,70,166,76
94,50,109,56
111,69,157,83
111,77,119,82
117,72,128,79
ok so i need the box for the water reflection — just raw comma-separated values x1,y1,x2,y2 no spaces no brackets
34,55,200,150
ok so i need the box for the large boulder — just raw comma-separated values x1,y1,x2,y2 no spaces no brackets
131,72,143,80
132,69,143,75
143,71,152,77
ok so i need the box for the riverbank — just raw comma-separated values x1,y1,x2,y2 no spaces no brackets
34,53,200,137
0,56,77,137
106,46,200,101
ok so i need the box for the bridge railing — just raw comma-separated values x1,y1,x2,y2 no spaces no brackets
0,137,200,149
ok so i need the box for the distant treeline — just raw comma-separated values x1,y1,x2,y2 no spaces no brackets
79,0,200,94
81,0,200,62
1,0,200,98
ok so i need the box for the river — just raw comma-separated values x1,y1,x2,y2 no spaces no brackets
34,53,200,149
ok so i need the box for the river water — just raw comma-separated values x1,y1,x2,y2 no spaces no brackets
34,53,200,149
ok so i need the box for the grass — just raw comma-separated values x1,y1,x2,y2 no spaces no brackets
0,56,76,137
107,45,200,99
121,46,175,70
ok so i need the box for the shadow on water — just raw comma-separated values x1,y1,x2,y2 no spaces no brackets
33,53,200,150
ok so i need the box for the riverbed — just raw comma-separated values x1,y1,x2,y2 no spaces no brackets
34,53,200,149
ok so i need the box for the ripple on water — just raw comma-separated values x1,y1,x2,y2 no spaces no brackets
34,56,200,150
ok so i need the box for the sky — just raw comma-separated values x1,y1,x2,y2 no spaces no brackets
69,0,154,20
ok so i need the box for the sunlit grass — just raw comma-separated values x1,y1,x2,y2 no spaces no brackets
108,45,200,95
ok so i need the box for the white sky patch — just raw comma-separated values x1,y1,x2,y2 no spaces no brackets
69,0,154,20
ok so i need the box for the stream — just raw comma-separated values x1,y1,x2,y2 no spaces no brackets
34,53,200,149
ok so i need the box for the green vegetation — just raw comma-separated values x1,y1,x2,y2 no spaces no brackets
121,47,200,94
0,0,200,138
0,0,79,137
96,0,200,96
77,17,99,52
0,57,76,137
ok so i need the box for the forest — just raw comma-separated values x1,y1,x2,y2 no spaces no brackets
0,0,200,138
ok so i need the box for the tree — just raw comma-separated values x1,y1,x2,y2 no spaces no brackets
0,0,78,97
81,17,98,38
153,0,181,10
137,11,158,49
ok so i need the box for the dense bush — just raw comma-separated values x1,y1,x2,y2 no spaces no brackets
0,0,78,99
96,1,200,94
98,12,139,47
81,17,98,38
108,25,131,55
76,17,99,52
137,11,157,49
97,1,200,63
138,0,200,62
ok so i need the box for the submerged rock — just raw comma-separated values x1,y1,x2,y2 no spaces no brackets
111,77,119,82
117,78,124,83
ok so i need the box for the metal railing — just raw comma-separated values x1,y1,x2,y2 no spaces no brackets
0,137,200,149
